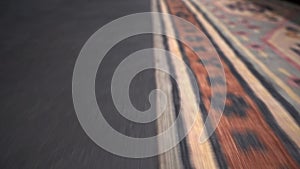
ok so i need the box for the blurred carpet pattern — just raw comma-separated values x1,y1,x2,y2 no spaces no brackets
155,0,300,168
194,0,300,112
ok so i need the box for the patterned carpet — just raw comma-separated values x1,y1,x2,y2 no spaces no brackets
153,0,300,168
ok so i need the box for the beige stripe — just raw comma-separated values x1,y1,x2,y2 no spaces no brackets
155,61,184,169
159,0,220,169
278,68,291,76
186,0,300,146
152,0,184,169
189,0,300,105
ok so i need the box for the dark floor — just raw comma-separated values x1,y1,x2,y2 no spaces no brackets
0,0,158,168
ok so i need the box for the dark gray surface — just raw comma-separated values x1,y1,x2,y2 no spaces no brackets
0,0,158,168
